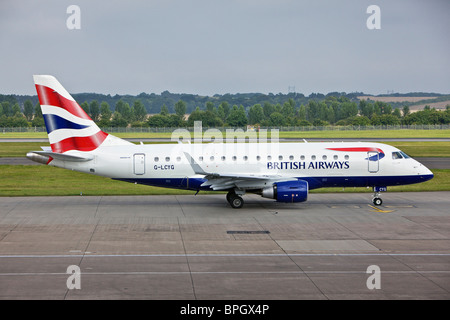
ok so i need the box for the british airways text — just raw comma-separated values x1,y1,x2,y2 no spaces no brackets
267,161,350,170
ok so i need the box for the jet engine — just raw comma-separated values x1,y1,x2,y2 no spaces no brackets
262,180,308,203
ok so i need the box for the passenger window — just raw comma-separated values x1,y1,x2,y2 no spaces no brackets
221,156,226,161
256,155,261,161
165,157,170,162
392,152,403,160
322,155,327,160
176,157,181,162
289,155,294,160
267,155,272,161
243,156,248,161
232,156,237,161
210,156,214,161
279,155,283,160
154,157,159,162
333,155,338,160
311,155,316,160
199,156,203,161
344,155,349,160
300,155,305,160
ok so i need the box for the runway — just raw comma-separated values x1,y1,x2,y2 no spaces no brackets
0,192,449,300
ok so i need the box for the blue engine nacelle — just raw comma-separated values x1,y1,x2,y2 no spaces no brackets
262,180,309,203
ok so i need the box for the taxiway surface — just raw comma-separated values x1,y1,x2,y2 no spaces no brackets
0,192,449,299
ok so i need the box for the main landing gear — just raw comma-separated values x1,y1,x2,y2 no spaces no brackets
226,190,244,209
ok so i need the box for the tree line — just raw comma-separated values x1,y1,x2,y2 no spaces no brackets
1,94,449,128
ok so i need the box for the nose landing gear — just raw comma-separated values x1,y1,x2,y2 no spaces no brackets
372,196,383,206
372,186,386,206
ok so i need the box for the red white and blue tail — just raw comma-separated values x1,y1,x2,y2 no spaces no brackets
33,75,131,154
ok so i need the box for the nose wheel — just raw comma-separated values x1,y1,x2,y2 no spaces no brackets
372,197,383,206
372,188,383,206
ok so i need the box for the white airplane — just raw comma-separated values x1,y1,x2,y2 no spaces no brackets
27,75,434,208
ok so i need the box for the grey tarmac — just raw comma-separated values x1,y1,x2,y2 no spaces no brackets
0,192,449,299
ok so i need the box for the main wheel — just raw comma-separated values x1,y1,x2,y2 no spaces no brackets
229,195,244,209
373,197,383,206
226,191,234,203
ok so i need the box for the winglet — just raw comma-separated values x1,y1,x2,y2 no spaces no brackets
183,151,208,175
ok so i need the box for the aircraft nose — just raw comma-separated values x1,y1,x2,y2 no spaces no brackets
416,161,433,181
423,165,433,177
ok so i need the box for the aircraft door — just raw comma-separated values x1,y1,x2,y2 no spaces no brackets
367,151,379,173
133,153,145,175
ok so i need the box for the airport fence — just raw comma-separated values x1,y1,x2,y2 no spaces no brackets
1,124,450,134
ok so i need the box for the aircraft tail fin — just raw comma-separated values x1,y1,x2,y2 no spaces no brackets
33,75,132,153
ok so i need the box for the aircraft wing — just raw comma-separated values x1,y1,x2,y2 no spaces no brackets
183,151,296,190
200,173,297,191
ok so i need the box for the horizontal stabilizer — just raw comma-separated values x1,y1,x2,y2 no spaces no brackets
30,151,93,162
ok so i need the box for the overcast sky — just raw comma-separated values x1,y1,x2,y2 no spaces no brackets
1,0,449,96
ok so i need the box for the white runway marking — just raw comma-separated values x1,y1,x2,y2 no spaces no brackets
1,253,449,258
1,271,449,277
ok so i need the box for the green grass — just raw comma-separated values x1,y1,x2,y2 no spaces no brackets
278,129,450,139
116,129,450,139
0,132,50,139
382,142,450,157
1,128,450,139
313,170,450,194
0,165,448,197
0,142,46,157
0,165,197,196
1,129,448,196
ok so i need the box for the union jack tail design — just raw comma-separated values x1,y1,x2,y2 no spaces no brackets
33,75,110,153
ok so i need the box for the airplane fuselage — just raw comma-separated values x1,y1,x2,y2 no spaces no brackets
43,141,433,192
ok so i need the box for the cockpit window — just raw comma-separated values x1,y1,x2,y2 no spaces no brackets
392,152,403,159
400,151,410,159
